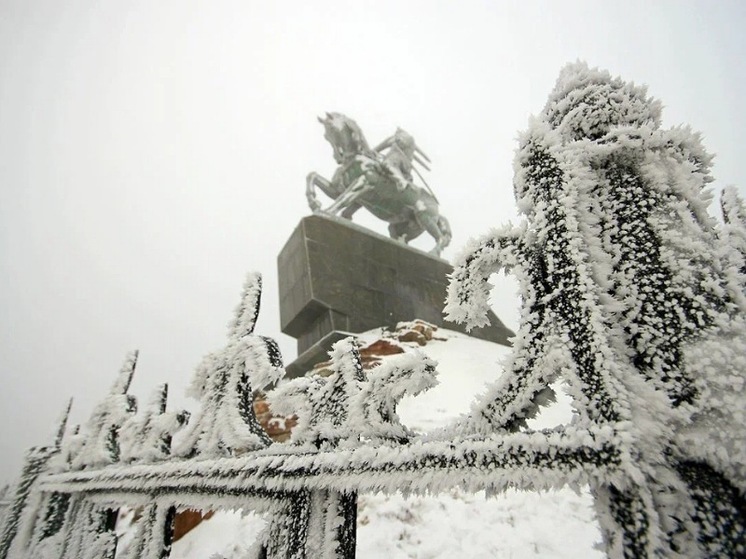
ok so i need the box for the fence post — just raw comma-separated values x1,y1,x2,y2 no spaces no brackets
58,498,118,559
265,490,311,559
0,446,57,559
328,489,357,559
303,489,358,558
127,502,176,559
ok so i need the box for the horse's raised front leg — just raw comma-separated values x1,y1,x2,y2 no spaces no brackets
325,175,372,216
306,172,333,213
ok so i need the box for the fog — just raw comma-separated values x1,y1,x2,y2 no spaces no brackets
1,0,744,482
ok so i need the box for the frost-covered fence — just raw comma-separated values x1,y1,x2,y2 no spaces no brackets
444,63,746,557
0,273,372,559
2,63,745,559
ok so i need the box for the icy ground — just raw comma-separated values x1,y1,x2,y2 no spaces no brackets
167,329,604,558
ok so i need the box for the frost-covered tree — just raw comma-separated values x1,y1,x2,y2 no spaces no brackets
175,272,285,458
446,62,745,557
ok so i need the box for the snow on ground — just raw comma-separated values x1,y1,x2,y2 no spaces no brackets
169,329,604,559
170,509,267,559
386,329,576,433
356,488,600,559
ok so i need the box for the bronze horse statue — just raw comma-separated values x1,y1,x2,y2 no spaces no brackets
306,112,451,256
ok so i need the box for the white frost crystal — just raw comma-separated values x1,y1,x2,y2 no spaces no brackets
5,64,745,559
446,62,745,557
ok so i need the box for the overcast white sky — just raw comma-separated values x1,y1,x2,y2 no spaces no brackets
1,0,744,482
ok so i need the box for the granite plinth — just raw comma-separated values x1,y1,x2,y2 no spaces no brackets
278,215,514,377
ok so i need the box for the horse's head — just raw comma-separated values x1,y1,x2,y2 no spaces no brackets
318,112,371,164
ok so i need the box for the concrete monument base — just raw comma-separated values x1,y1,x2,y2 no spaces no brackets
278,215,514,377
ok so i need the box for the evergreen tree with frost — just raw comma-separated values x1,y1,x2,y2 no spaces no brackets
72,352,138,469
175,272,285,457
446,62,745,557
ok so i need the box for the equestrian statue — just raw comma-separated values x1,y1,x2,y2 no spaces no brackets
306,112,451,256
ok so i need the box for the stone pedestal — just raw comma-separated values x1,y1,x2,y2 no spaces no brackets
278,215,514,377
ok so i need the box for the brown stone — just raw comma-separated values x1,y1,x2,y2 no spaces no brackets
397,330,427,346
253,396,298,443
361,339,406,357
172,509,214,542
359,339,405,368
394,319,438,345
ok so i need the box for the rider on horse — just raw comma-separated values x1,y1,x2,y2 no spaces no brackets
306,113,451,256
